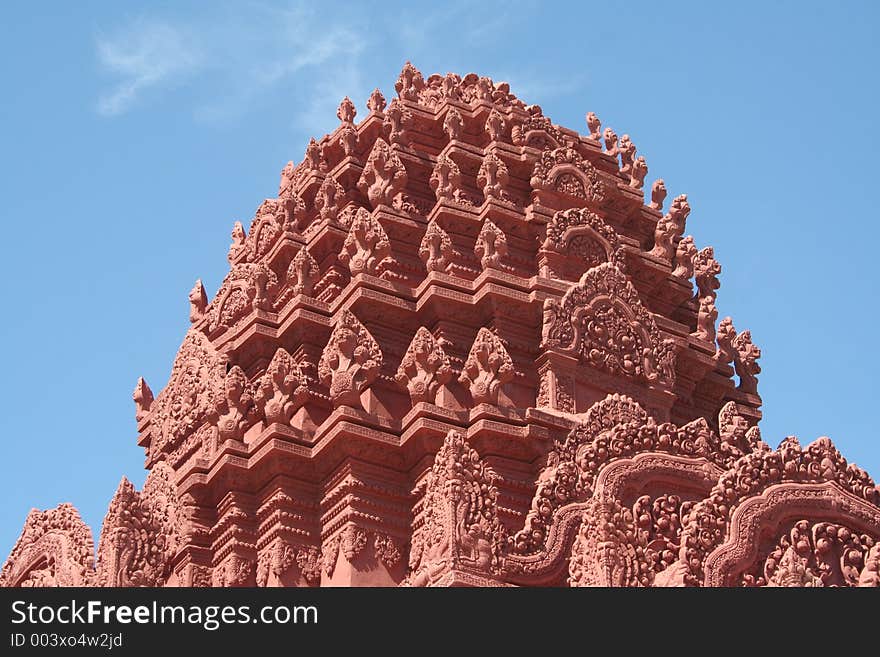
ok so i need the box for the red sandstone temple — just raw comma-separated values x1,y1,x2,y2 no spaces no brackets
4,64,879,588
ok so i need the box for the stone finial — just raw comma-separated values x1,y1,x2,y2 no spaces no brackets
279,160,295,198
585,111,601,141
477,152,510,202
133,377,154,422
314,175,345,224
189,279,208,323
254,347,308,425
443,107,463,141
395,61,424,101
357,137,408,208
367,88,386,114
395,327,454,404
718,400,754,456
486,108,505,142
440,72,461,100
383,98,411,144
340,126,358,157
474,218,508,270
630,155,648,189
337,96,356,125
339,207,391,277
419,220,454,273
650,216,677,260
286,248,319,297
733,329,761,395
692,294,718,343
429,153,463,204
693,246,721,299
458,328,515,405
650,179,667,211
672,236,697,279
716,316,737,365
603,127,619,158
305,137,325,171
619,134,636,177
667,194,691,236
228,221,246,263
318,309,382,408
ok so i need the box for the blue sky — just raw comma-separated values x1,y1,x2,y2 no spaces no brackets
1,1,878,559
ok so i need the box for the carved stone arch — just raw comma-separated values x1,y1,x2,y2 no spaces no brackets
530,147,611,208
0,504,95,587
539,207,625,282
542,262,677,387
702,482,880,587
205,262,279,334
512,116,565,150
246,199,290,261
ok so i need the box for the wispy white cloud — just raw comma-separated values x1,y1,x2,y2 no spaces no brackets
95,5,368,120
96,21,202,116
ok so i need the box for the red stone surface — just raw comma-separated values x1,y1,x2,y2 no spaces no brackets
3,64,879,587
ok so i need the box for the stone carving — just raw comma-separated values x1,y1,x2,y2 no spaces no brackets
486,108,505,141
395,61,425,101
442,107,463,141
618,134,636,177
189,279,207,323
650,179,667,211
383,98,411,145
671,235,697,279
205,262,278,332
340,525,369,561
407,430,505,586
279,161,296,199
603,127,619,158
366,88,386,114
374,534,402,569
256,539,295,587
305,137,325,172
0,504,94,587
286,248,319,297
419,220,454,273
94,463,181,587
213,556,254,587
477,152,510,202
474,218,508,270
395,327,453,404
314,175,346,225
210,365,254,443
512,111,565,150
585,111,601,141
568,499,645,587
630,155,648,189
255,348,308,425
530,147,609,205
649,216,676,260
227,221,246,263
357,138,408,208
149,329,227,459
318,310,382,408
542,263,677,385
540,208,625,280
133,376,154,422
429,153,463,204
733,329,761,395
458,328,514,405
340,125,358,157
339,207,392,277
693,246,721,300
692,294,718,343
337,96,356,124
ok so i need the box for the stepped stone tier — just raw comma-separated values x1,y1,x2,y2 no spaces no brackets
4,63,879,588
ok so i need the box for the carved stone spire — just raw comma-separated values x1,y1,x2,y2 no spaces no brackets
189,279,208,323
419,220,454,274
395,61,424,101
318,310,383,409
458,328,515,405
474,218,508,270
477,152,510,202
357,137,408,208
133,377,154,422
395,327,453,404
429,153,463,204
286,248,319,297
339,207,391,277
337,96,356,125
